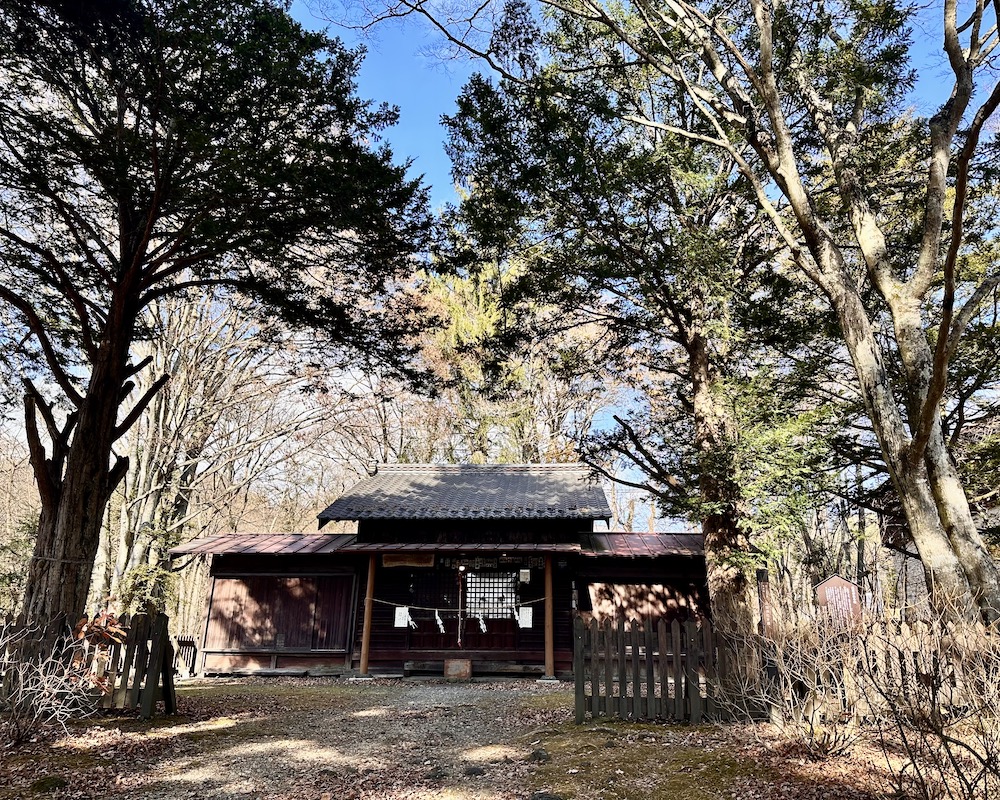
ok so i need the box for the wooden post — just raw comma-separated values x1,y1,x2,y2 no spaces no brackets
589,618,600,715
197,566,216,677
573,615,585,723
359,555,377,676
686,620,702,723
544,555,554,678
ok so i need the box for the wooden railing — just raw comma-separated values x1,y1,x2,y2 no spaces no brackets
1,612,177,719
573,614,717,724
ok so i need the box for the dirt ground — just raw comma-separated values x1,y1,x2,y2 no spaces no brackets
1,677,885,799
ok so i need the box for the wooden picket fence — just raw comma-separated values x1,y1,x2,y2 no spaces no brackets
1,612,177,719
573,614,719,724
173,633,199,678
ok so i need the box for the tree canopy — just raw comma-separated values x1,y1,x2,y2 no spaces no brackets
372,0,1000,622
0,0,430,620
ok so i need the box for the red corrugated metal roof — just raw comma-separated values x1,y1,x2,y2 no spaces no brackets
580,532,703,558
170,531,703,558
169,533,356,556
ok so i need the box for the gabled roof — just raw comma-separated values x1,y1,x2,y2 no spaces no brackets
317,463,611,523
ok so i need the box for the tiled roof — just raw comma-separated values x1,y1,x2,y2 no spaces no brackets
168,531,704,558
317,463,611,522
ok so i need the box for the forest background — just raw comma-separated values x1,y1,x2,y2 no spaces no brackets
0,0,998,637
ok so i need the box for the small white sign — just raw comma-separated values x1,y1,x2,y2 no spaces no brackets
518,607,533,628
519,569,531,583
394,606,410,628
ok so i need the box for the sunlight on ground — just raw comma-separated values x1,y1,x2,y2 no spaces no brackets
380,790,502,800
228,737,355,765
351,707,392,718
54,716,238,751
461,744,522,762
146,717,239,739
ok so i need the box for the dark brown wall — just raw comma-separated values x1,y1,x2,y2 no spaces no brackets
572,554,710,621
353,555,575,666
357,519,593,544
200,549,708,674
211,553,366,576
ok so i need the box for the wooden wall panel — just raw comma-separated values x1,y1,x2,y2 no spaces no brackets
314,576,354,651
206,574,353,654
272,577,317,649
206,577,275,650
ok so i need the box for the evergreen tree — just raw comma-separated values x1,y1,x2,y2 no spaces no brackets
0,0,429,621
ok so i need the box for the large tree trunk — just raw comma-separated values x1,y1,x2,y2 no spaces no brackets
890,300,1000,621
891,459,979,617
827,276,997,620
924,429,1000,622
22,342,131,623
688,317,755,635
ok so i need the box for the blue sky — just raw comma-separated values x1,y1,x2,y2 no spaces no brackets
292,2,476,210
290,2,963,213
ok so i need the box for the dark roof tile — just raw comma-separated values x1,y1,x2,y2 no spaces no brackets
317,463,611,522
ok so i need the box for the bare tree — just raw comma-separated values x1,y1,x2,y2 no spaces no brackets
91,291,358,613
0,424,35,614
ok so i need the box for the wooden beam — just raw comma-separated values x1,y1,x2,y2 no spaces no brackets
544,555,554,677
359,554,377,675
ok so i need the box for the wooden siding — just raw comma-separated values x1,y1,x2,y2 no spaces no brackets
205,574,355,654
211,553,366,575
196,548,708,676
574,557,710,622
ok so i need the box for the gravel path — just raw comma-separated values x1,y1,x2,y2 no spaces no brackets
116,678,571,800
2,677,881,800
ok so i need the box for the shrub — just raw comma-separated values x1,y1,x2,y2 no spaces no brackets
858,619,1000,800
0,619,106,746
719,611,1000,797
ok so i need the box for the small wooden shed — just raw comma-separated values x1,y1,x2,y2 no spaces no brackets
171,464,708,677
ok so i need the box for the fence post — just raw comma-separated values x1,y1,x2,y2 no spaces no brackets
140,614,170,719
617,616,627,718
686,620,702,723
644,618,656,718
627,619,638,719
160,637,177,715
704,621,716,719
573,614,586,724
590,617,601,717
603,618,614,718
657,619,668,720
671,619,683,720
124,614,150,710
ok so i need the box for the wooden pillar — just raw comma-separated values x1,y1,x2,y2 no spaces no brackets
359,555,377,675
544,555,554,678
197,563,216,678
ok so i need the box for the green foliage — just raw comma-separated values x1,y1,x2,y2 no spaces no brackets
443,24,839,511
0,0,432,619
0,0,431,392
725,379,838,562
417,258,605,463
118,562,176,616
